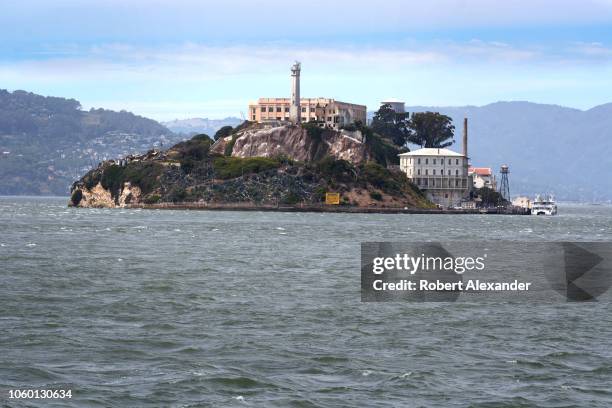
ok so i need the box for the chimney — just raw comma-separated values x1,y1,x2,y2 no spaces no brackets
462,117,468,158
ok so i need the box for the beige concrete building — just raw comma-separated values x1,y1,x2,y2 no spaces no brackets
399,148,469,208
248,97,366,130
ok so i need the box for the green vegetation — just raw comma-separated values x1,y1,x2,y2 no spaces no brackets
472,187,507,207
281,191,301,205
302,122,323,140
172,136,212,160
0,89,174,195
89,161,163,201
362,127,402,166
361,162,402,194
369,191,383,201
143,194,161,204
191,133,212,142
70,189,83,206
212,156,283,179
371,104,411,146
167,187,187,203
310,157,355,183
214,126,233,141
408,112,455,148
224,134,239,156
369,104,456,150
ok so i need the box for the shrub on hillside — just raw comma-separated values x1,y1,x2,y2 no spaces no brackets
212,156,282,179
311,157,355,182
214,126,233,141
361,162,401,193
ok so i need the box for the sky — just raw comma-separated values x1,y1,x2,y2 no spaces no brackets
1,0,612,121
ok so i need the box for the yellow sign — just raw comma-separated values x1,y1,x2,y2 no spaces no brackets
325,192,340,205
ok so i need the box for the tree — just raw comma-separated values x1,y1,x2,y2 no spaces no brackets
371,104,411,147
408,112,455,148
472,187,507,207
214,125,234,141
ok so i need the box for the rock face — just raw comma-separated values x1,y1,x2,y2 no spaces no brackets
210,124,368,164
71,181,141,208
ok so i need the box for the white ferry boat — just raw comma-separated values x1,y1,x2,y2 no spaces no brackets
531,194,557,215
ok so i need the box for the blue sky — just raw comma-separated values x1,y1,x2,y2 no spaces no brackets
2,0,612,120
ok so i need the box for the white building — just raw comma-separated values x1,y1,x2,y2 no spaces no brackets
399,148,469,208
380,98,405,113
512,196,531,209
468,167,496,190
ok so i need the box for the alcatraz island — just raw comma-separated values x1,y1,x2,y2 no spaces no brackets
69,62,525,214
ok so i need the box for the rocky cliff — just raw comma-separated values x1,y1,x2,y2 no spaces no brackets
70,123,431,209
210,123,370,164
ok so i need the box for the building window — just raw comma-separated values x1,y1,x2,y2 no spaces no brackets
261,107,266,112
425,169,428,175
455,169,459,175
276,107,282,112
447,169,451,176
455,180,459,187
433,169,436,175
433,159,436,165
285,107,289,112
301,107,306,112
276,117,281,120
417,158,421,164
425,158,429,165
448,159,451,165
417,169,420,175
310,107,315,112
456,159,459,165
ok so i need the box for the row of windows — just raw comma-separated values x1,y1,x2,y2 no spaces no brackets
416,178,465,187
416,169,461,176
265,116,318,122
256,106,342,114
414,157,461,165
258,106,319,113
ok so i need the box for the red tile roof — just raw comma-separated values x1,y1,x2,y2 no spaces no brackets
469,167,492,176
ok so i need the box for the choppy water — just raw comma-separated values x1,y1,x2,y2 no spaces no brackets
2,197,612,407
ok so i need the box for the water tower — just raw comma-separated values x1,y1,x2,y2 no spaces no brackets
499,165,510,203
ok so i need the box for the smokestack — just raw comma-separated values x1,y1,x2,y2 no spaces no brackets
462,117,468,158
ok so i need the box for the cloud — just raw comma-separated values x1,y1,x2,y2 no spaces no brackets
0,41,556,84
1,40,611,120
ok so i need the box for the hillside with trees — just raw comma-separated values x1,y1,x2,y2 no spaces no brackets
0,89,181,195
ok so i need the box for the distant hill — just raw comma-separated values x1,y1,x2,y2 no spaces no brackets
371,101,612,202
162,117,243,135
0,89,185,195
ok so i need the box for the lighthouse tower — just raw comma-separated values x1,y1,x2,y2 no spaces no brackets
290,61,301,123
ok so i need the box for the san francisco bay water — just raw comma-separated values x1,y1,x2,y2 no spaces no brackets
2,196,612,407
